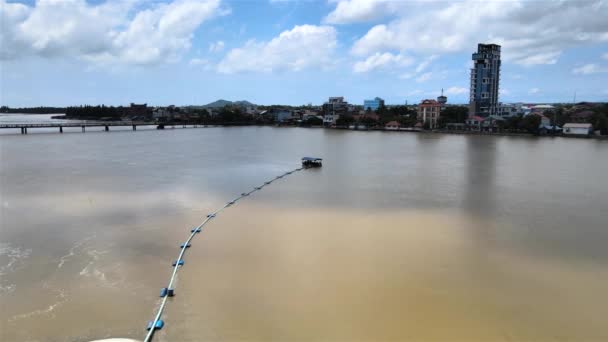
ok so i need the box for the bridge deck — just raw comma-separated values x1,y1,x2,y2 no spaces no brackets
0,122,155,129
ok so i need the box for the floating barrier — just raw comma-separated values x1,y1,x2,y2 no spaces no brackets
146,320,164,330
143,164,312,342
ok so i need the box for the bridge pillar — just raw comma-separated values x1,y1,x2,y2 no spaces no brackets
133,125,136,131
21,127,24,134
82,126,85,133
105,125,109,132
59,126,63,133
24,127,27,134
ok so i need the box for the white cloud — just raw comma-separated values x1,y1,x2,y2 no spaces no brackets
353,52,413,73
1,0,224,65
209,40,225,53
324,0,397,24
445,87,467,95
500,88,510,96
572,63,608,75
348,0,608,66
217,25,337,73
512,51,561,66
415,72,433,83
415,55,438,73
528,88,540,95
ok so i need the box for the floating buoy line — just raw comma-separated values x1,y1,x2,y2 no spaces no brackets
142,161,319,342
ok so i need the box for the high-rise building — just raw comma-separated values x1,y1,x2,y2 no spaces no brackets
363,97,385,111
322,97,349,126
322,97,348,115
469,44,501,117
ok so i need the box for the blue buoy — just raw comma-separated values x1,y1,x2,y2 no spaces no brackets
172,260,184,266
180,243,191,249
147,320,165,330
191,228,201,233
167,288,175,297
207,213,215,218
160,287,168,297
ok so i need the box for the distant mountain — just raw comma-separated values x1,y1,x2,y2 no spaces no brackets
203,99,255,108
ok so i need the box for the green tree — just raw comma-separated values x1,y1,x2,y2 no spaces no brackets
359,116,378,127
336,115,354,127
440,106,468,123
591,112,608,135
376,103,388,117
519,114,541,134
304,116,323,126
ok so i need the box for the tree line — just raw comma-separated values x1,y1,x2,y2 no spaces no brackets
1,106,67,114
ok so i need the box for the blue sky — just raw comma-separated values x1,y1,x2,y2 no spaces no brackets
1,0,608,106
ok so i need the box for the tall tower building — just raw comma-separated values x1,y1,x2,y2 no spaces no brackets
469,44,501,117
437,88,447,106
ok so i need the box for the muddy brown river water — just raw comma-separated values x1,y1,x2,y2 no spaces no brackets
1,121,607,341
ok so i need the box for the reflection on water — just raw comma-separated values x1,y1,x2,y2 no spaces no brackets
1,125,608,341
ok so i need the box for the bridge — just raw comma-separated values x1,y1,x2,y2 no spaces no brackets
0,122,213,134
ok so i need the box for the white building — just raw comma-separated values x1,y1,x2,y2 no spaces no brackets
323,114,339,126
498,103,523,117
563,123,592,136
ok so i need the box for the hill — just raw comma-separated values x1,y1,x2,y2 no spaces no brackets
203,99,255,108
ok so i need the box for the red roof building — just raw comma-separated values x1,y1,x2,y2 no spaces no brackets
417,99,442,129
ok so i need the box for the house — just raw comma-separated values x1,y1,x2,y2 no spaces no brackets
539,125,562,135
466,115,485,131
529,113,551,126
563,123,592,136
482,115,505,132
384,121,401,130
530,104,555,114
126,103,150,118
323,114,339,126
353,112,379,122
272,109,292,123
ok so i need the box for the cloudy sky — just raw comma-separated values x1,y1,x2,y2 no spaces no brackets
1,0,607,106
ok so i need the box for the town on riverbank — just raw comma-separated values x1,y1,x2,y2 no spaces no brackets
2,99,606,139
2,43,607,138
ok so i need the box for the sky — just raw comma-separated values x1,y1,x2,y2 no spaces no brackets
1,0,608,107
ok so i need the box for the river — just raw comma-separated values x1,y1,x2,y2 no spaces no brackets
1,115,607,341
